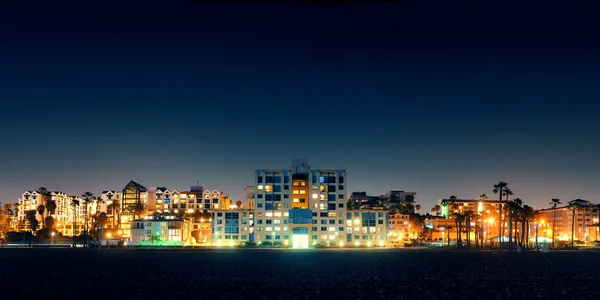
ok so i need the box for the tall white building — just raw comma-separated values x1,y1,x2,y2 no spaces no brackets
254,159,350,248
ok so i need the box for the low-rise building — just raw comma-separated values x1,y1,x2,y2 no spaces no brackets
344,210,389,247
211,210,255,246
129,214,192,246
388,212,410,243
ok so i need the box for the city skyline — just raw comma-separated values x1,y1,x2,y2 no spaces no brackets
1,0,599,208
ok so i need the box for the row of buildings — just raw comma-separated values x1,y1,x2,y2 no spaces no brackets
13,159,599,247
15,160,403,248
425,198,600,245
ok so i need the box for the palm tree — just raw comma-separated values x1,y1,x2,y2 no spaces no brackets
444,225,453,246
521,205,534,250
236,201,242,209
593,205,600,242
550,198,561,249
532,209,541,251
506,200,517,251
71,198,80,247
493,182,508,249
37,205,46,229
108,202,121,229
454,213,465,248
415,204,422,214
431,205,441,216
464,211,475,247
568,201,581,248
511,198,523,250
476,194,488,247
3,203,13,216
81,192,94,247
25,210,39,234
133,200,146,219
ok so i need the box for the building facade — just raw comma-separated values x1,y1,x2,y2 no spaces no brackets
17,191,86,236
211,210,255,246
130,214,192,246
252,159,350,248
385,191,417,211
537,199,599,243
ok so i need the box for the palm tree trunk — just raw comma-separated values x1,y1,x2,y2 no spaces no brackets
521,220,525,249
498,202,503,250
571,208,575,248
582,208,586,244
552,207,556,249
508,211,513,251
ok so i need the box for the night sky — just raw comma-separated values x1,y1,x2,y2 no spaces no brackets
1,0,599,209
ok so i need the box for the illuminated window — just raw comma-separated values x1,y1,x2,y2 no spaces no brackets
320,203,327,210
293,182,299,186
329,226,336,232
283,212,289,217
266,227,272,231
300,182,306,186
257,185,263,190
265,212,273,217
275,227,281,231
274,212,281,217
299,190,306,195
265,186,273,193
329,235,335,240
328,212,336,217
312,193,318,199
312,185,317,190
293,190,299,195
346,220,352,226
320,195,326,201
293,198,299,203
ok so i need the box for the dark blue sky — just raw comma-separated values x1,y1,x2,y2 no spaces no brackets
1,0,599,209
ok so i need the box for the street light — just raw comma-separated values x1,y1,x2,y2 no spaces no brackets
51,232,55,248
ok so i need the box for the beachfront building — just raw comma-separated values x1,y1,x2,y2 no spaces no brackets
345,210,389,247
385,191,417,212
17,191,86,236
253,159,351,248
537,199,599,244
129,214,192,246
388,212,410,244
211,210,255,246
437,198,503,242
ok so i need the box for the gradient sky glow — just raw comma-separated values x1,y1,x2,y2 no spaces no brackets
1,0,599,209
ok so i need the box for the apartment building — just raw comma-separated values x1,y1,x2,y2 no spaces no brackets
211,210,255,246
345,210,389,246
537,199,599,243
385,191,417,211
252,159,350,248
17,191,86,236
388,212,410,243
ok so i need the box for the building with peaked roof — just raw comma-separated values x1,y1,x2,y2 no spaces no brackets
17,191,86,237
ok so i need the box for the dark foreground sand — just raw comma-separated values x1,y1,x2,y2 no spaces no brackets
1,248,599,299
